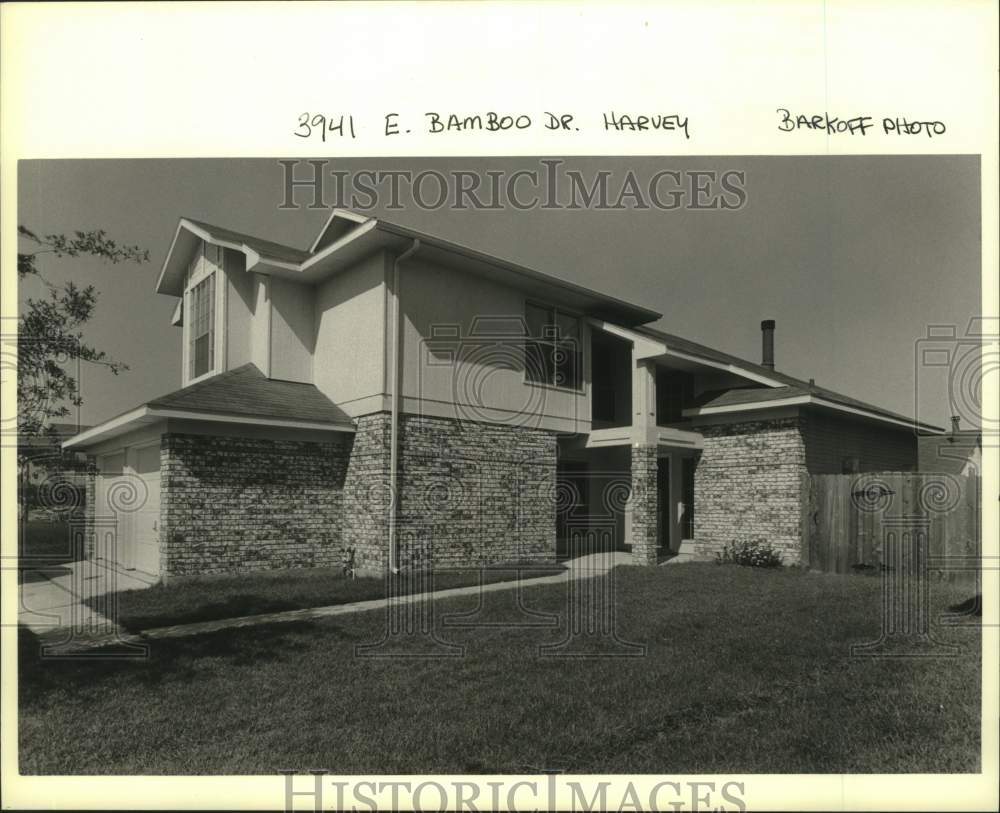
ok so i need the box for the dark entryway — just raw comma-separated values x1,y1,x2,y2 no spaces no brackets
657,457,670,550
556,460,589,556
682,457,696,539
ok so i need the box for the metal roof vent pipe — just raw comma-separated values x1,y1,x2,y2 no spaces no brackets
761,319,775,370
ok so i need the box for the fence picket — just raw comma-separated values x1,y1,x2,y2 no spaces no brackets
806,472,979,576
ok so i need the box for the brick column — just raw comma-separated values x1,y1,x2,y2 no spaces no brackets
692,417,808,563
630,444,659,565
81,459,97,560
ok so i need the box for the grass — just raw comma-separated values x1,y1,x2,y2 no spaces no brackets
82,561,566,632
20,564,981,774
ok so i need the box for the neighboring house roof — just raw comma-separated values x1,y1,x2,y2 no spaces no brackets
63,364,354,450
918,431,982,474
155,211,661,327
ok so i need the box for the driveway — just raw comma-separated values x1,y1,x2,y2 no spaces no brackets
18,559,153,635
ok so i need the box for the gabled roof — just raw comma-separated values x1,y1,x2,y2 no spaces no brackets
155,211,661,327
155,217,312,297
309,208,370,253
63,364,353,450
183,218,312,265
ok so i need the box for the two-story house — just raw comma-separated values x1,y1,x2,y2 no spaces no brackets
64,210,941,582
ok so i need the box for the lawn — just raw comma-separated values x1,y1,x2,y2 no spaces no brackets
19,564,981,774
83,561,566,632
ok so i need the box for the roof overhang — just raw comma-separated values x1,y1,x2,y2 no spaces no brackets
156,213,661,327
682,394,943,433
157,220,235,296
62,406,355,450
589,318,788,387
156,219,306,297
310,207,371,253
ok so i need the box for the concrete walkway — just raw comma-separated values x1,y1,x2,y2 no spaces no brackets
22,551,637,653
19,559,154,636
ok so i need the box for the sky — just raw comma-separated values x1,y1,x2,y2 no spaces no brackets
16,156,982,431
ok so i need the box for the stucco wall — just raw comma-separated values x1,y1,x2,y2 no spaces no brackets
269,278,314,383
180,248,596,433
313,251,387,410
250,274,270,373
396,258,591,434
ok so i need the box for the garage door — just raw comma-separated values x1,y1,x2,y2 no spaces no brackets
95,451,126,567
95,446,161,579
130,444,161,577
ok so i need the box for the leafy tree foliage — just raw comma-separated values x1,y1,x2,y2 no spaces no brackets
17,226,149,468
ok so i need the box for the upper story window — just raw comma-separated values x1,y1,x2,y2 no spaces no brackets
185,243,222,383
524,302,582,391
189,273,216,379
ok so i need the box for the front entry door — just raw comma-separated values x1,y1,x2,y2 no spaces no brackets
656,457,670,551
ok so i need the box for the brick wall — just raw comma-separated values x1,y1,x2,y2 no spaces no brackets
80,465,96,559
399,414,558,569
160,433,351,577
116,416,557,578
629,446,659,564
801,412,917,473
691,411,918,565
693,417,808,564
342,414,392,572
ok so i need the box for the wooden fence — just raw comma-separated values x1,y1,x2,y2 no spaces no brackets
804,472,981,576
